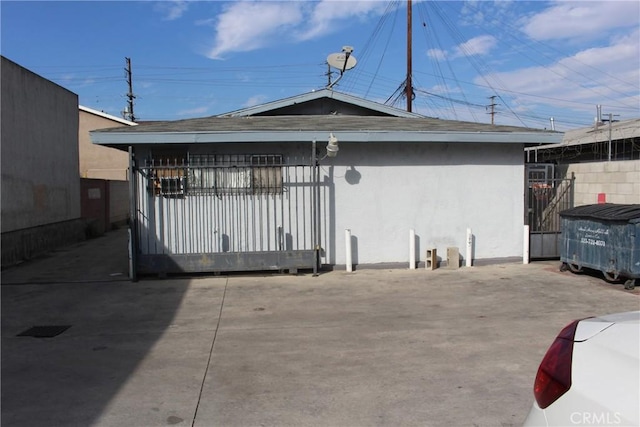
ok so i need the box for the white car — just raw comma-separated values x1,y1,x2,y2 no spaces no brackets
523,311,640,426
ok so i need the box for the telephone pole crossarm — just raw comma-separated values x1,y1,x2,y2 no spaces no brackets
486,95,497,125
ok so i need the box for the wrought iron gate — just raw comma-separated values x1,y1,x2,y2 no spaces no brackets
128,152,321,277
526,171,575,259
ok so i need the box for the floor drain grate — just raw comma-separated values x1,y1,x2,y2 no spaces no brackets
17,325,71,338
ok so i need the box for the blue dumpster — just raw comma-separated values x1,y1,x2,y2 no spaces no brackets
560,204,640,289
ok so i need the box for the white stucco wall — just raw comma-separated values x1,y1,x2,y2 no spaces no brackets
134,141,525,267
324,142,524,265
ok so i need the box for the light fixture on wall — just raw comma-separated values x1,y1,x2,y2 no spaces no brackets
326,133,339,157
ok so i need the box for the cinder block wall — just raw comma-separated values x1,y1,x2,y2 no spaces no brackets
560,160,640,206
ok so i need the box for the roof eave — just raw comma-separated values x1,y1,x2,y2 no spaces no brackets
79,105,137,126
91,130,562,146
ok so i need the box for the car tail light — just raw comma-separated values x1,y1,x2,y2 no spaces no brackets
533,319,580,409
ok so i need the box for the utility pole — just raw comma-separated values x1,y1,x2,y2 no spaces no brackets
124,57,136,122
602,112,620,161
405,0,413,112
487,95,497,125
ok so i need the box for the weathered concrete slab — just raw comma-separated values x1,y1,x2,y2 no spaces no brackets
1,232,638,427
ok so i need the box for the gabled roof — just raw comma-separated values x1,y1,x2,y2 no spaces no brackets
91,88,563,147
80,105,137,126
220,88,424,118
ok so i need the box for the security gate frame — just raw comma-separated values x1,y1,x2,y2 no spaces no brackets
127,147,322,279
526,171,575,259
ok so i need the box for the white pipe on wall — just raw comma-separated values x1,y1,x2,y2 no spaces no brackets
409,229,416,269
466,228,473,267
523,225,530,265
345,229,353,272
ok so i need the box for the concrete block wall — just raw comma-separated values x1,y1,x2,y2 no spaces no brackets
562,160,640,206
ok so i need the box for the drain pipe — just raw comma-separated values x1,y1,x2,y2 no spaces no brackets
345,229,353,272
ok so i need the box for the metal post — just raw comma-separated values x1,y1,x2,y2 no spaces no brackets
345,229,353,272
128,146,138,281
608,113,612,162
465,228,473,267
409,229,416,269
311,140,319,276
523,225,530,265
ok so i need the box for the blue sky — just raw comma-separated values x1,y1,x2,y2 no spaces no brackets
2,1,638,131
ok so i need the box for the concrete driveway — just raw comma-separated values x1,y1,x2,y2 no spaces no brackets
2,229,638,427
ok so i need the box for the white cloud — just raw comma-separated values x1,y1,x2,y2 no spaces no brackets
297,0,390,41
521,1,640,41
206,0,389,59
155,1,189,21
426,48,447,60
424,35,496,62
206,2,304,59
243,94,268,107
453,35,497,58
473,27,640,116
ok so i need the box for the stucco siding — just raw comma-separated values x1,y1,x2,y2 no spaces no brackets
79,111,130,180
1,57,80,233
328,142,524,265
133,141,524,267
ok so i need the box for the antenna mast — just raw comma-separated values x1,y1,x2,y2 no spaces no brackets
124,57,136,122
405,0,413,112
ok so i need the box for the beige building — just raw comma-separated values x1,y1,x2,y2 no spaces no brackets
79,105,135,180
79,106,136,230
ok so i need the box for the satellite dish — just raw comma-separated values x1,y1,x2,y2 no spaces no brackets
326,46,357,89
327,52,357,71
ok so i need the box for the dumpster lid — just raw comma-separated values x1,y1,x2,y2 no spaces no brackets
560,204,640,222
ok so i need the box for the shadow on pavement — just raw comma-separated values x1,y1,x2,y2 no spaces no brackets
0,228,220,427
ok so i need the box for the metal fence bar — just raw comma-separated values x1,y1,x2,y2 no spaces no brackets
135,156,316,258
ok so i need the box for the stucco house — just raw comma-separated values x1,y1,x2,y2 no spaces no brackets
91,89,561,278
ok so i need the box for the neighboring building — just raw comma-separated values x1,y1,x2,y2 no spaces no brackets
79,106,136,230
79,105,134,181
91,89,562,277
525,117,640,206
1,56,83,267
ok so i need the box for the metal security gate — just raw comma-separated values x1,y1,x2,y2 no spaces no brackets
526,169,575,259
128,151,321,277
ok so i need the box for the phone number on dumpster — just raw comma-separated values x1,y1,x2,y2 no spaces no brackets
580,237,606,247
